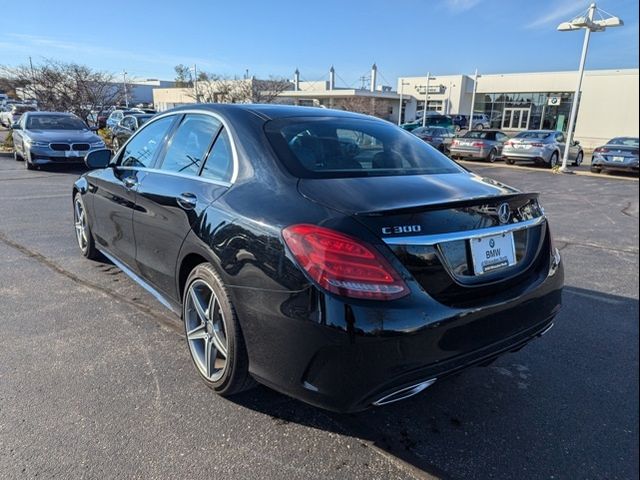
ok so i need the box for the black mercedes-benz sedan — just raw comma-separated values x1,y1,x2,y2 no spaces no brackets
73,104,563,412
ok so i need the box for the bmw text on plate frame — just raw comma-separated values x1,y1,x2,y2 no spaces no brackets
73,104,564,412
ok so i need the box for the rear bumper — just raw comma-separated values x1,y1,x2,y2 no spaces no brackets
232,258,564,413
502,148,549,162
592,157,639,172
450,147,489,158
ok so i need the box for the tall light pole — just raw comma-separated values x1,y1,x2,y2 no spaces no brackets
421,73,436,127
122,70,129,108
557,2,623,173
397,81,410,126
191,64,199,103
468,69,479,130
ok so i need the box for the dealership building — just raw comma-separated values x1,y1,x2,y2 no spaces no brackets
152,66,638,149
398,68,638,148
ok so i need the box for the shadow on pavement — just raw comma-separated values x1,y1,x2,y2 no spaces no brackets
228,286,639,480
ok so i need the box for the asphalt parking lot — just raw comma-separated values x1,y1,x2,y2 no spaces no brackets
0,143,638,479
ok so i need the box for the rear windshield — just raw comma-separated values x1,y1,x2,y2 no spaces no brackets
463,131,495,139
607,137,639,147
265,117,462,179
515,131,552,139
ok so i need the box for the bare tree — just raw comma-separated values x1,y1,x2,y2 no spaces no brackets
333,96,390,119
184,70,291,104
174,64,193,88
0,59,127,122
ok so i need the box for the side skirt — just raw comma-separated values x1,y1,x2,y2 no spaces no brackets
97,247,181,315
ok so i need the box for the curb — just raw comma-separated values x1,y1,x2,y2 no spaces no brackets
458,160,639,182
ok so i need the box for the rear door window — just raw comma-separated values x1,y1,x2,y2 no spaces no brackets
201,128,233,182
158,114,221,176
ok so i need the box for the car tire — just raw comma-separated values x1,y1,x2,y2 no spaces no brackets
590,165,602,174
183,263,254,396
73,192,100,260
505,157,516,165
549,152,559,169
573,151,583,167
14,149,22,162
475,124,484,130
486,148,498,163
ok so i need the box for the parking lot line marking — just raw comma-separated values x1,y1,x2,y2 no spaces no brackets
458,160,639,181
0,193,70,201
0,230,183,335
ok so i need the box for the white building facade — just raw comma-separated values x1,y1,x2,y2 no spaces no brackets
398,69,638,148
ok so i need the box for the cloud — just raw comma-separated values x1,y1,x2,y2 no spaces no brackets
445,0,482,12
0,33,230,74
526,0,588,29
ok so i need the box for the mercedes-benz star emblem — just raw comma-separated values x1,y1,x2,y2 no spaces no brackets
498,203,511,224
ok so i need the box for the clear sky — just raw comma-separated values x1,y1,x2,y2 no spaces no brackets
1,0,637,86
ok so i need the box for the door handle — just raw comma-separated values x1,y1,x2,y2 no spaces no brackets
177,192,197,210
123,177,137,189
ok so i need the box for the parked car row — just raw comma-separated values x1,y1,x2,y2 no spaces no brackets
402,113,491,133
0,103,37,128
411,126,586,169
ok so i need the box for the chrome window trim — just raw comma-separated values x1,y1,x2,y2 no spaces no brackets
383,216,546,246
115,109,240,184
115,166,232,188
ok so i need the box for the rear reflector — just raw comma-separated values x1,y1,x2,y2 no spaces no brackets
282,224,409,300
471,141,485,147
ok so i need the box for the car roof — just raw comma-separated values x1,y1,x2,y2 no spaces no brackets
168,103,380,122
124,113,153,118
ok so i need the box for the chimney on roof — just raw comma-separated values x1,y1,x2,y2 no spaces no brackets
294,69,300,91
329,66,335,91
370,63,377,92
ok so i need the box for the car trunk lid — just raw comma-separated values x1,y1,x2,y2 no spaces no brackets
298,172,549,307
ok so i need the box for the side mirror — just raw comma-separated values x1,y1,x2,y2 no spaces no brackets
11,122,20,130
573,140,580,146
85,149,112,169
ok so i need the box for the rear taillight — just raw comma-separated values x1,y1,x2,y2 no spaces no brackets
471,141,485,147
505,141,513,146
282,224,409,300
452,139,459,146
594,147,608,153
424,136,433,141
531,143,544,147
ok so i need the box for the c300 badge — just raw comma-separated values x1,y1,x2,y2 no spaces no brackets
381,225,422,235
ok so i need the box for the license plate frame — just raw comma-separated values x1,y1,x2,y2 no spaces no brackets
611,156,625,162
470,232,517,275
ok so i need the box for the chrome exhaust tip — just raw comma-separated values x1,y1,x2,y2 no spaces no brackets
372,378,437,407
538,322,554,337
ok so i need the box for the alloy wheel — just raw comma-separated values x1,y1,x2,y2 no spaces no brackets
74,197,89,253
184,279,229,382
